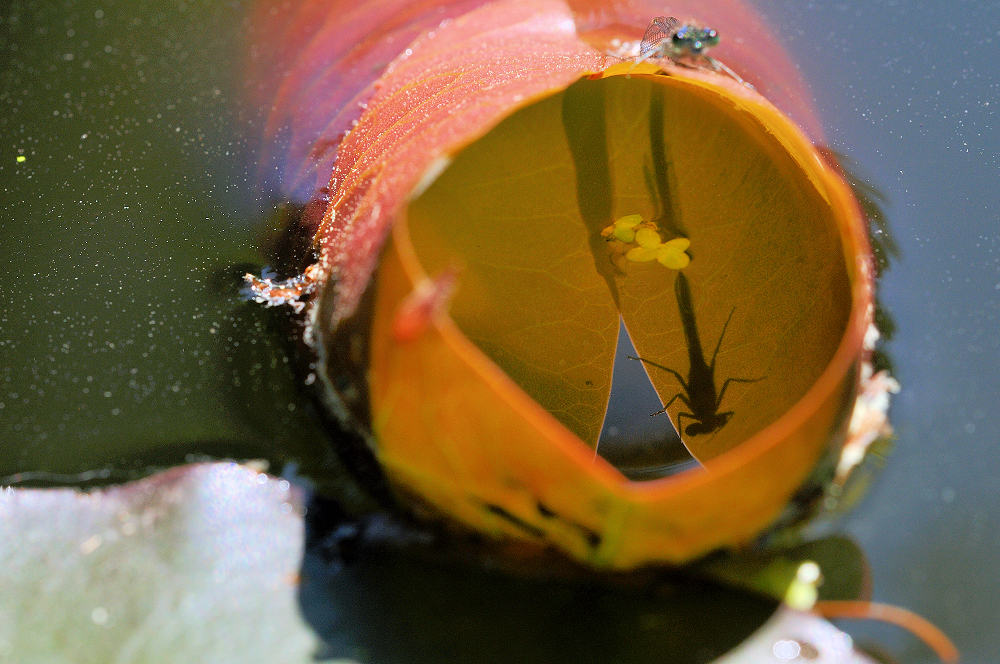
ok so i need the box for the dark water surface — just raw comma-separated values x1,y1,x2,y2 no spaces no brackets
754,1,1000,662
2,0,998,662
0,0,334,485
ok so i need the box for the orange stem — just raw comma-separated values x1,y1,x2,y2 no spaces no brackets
813,600,959,664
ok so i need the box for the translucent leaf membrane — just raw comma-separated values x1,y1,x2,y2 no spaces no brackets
405,86,621,448
406,75,851,464
370,70,871,569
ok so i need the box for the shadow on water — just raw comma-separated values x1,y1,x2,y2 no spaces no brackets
298,493,777,664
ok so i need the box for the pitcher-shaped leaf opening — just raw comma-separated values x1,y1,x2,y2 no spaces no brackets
364,72,871,568
251,0,874,568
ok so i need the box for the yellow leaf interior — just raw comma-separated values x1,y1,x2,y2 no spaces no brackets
405,74,851,466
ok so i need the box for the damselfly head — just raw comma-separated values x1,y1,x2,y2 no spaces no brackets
670,24,720,57
638,17,721,60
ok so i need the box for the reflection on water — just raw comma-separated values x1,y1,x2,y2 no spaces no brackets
299,492,777,664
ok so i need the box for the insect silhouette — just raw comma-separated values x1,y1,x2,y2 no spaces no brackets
630,273,764,437
632,16,751,88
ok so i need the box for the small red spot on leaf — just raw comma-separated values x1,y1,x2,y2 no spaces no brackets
392,266,460,342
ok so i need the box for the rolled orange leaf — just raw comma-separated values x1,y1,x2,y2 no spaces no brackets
249,0,874,568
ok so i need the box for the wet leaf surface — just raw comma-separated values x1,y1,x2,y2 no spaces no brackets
0,463,317,663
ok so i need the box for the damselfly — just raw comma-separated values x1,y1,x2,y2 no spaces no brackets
632,16,751,88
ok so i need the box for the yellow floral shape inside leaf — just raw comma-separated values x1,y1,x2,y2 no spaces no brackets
656,237,691,269
602,213,645,243
625,246,659,262
634,227,662,248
